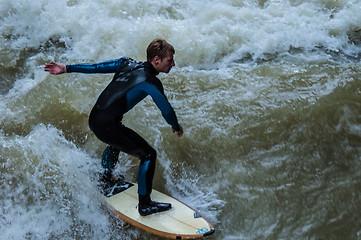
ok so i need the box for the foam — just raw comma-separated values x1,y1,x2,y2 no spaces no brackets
1,0,360,69
0,124,116,239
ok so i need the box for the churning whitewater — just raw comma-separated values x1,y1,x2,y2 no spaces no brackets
1,0,361,239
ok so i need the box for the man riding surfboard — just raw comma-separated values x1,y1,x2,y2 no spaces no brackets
44,39,183,216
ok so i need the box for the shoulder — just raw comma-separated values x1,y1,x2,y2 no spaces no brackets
145,76,164,94
116,57,142,71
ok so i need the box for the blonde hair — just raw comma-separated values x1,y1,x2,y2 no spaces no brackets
146,39,175,62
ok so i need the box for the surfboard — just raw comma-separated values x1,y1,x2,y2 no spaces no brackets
102,178,215,239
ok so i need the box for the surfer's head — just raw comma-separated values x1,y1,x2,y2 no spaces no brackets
147,39,175,62
147,39,175,73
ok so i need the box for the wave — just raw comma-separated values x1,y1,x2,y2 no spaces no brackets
1,0,360,71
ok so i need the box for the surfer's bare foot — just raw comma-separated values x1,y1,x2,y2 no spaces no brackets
138,195,171,216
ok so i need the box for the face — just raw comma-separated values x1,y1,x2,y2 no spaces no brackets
153,53,175,73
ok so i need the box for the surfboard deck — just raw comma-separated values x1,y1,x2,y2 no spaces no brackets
102,178,215,239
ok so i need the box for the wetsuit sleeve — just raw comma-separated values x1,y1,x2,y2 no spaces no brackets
66,58,126,74
127,82,181,131
151,89,181,131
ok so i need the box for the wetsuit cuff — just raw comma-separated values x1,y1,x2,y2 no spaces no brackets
66,65,71,73
173,123,181,132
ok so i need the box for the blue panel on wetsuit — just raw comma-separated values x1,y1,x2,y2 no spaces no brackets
137,160,150,195
126,82,180,131
66,58,127,74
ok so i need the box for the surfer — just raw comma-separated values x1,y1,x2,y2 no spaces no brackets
44,39,183,216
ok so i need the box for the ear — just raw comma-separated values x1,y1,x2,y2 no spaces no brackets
153,56,161,65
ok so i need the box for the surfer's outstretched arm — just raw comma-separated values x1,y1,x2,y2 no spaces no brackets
44,62,67,75
44,58,125,75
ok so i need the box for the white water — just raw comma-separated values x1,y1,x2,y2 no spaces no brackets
1,0,361,239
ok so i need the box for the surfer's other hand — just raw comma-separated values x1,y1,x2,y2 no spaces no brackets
172,125,183,138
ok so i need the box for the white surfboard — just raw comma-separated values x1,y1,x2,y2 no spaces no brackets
103,180,215,239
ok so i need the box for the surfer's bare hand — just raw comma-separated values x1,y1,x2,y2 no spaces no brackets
44,62,67,75
173,125,183,138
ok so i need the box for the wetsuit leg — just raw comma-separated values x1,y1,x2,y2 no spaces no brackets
108,125,171,216
99,123,157,196
101,145,120,174
89,106,171,215
89,104,156,197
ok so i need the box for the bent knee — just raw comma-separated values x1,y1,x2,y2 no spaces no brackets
140,147,156,163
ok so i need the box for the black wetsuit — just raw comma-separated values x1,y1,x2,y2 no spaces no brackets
66,57,180,196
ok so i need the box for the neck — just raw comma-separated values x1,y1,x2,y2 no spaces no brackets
145,61,159,75
150,62,159,73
